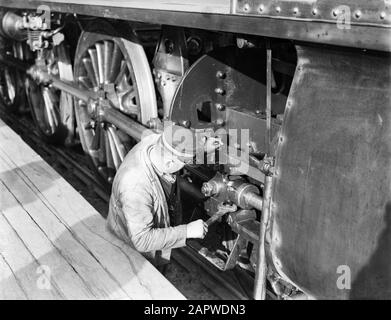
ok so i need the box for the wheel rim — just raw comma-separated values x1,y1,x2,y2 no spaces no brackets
74,31,157,184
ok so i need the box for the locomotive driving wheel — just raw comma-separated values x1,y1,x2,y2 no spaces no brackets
73,21,157,185
25,42,74,144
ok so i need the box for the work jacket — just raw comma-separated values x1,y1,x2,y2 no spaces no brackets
106,133,187,265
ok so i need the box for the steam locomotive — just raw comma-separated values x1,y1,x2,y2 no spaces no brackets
0,0,390,299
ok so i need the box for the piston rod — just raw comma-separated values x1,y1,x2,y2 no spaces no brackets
27,66,95,102
100,107,154,141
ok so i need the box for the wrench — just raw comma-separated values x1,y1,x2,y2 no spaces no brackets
206,202,237,226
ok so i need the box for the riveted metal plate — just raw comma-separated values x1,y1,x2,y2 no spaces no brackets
234,0,391,27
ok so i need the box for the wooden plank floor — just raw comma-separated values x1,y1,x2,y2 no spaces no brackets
0,118,185,300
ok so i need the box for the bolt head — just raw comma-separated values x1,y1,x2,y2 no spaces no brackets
215,118,225,127
216,103,225,111
216,71,226,79
214,88,225,95
181,120,191,128
243,3,250,12
355,10,362,19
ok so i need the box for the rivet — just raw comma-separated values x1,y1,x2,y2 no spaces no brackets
380,11,386,20
354,10,362,19
243,3,250,12
293,7,299,15
258,4,265,12
216,71,226,79
332,8,339,17
215,88,225,95
181,120,191,128
215,118,225,127
216,103,225,111
276,6,281,13
312,8,318,16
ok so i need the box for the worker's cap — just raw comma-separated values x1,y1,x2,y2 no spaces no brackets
160,124,196,163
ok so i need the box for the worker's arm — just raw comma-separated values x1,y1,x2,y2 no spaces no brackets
118,183,189,252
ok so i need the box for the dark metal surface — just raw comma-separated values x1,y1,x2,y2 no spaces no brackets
169,47,285,131
0,1,390,51
270,45,391,299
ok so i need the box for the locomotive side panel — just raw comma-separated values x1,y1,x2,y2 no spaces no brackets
271,46,391,299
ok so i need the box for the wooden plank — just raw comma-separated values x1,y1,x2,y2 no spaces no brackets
0,207,64,300
17,0,231,14
0,162,126,299
0,181,105,299
0,252,28,300
0,119,185,299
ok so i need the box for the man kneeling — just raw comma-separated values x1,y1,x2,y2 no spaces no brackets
106,124,209,267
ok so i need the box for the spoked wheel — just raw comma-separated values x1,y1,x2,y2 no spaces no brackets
74,21,157,185
0,41,28,112
25,42,74,144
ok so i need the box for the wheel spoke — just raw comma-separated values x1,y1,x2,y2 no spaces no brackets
107,128,122,170
42,87,58,133
95,43,105,85
109,43,122,83
114,60,127,85
90,122,101,151
4,69,16,101
88,48,100,86
108,126,126,162
104,130,115,170
98,124,106,165
82,57,98,88
103,41,113,84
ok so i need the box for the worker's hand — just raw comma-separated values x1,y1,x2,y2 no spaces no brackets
186,219,208,239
